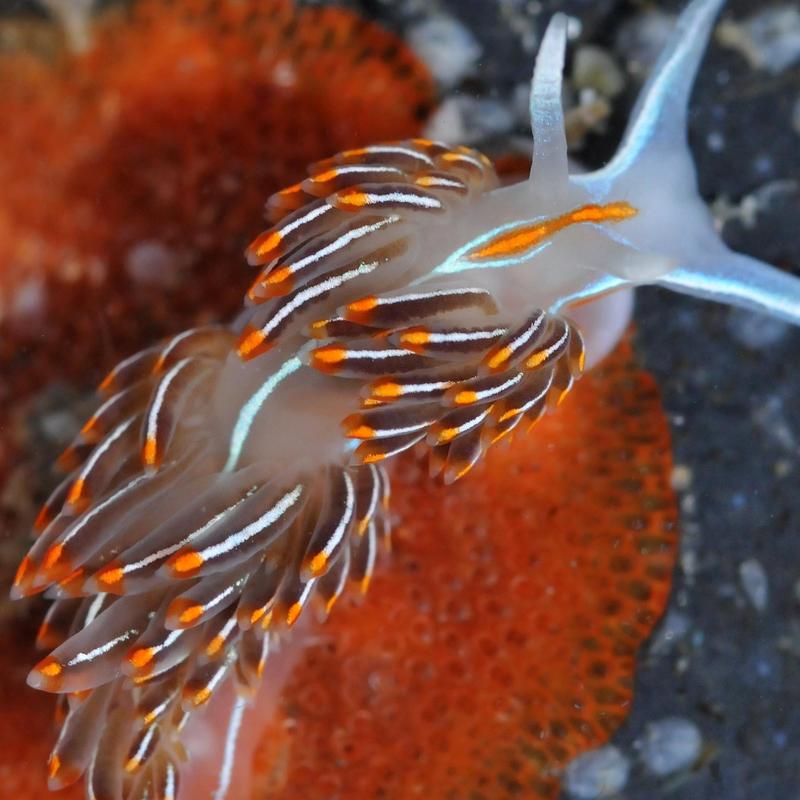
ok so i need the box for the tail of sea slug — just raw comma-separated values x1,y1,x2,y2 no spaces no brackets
571,0,800,326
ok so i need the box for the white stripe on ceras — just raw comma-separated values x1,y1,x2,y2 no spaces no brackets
143,693,174,724
83,593,109,626
425,327,506,343
356,466,380,534
145,357,196,450
127,721,158,768
74,415,138,485
364,419,433,438
318,471,355,562
356,145,435,166
352,190,442,209
505,373,555,418
368,286,491,308
58,475,150,550
186,579,243,617
212,695,247,800
257,259,382,340
196,484,304,564
441,152,486,171
342,348,411,362
416,174,466,190
66,628,140,667
505,311,547,356
283,216,399,279
200,647,237,698
394,378,458,396
148,629,184,657
530,322,570,364
164,761,178,800
469,372,524,403
311,164,403,181
119,489,258,579
277,201,332,238
443,406,493,438
157,328,205,365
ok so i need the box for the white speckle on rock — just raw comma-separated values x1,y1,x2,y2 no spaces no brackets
573,46,625,98
423,97,467,144
706,130,725,152
637,717,702,777
564,745,630,799
407,15,482,89
753,395,798,453
649,609,691,656
740,558,769,612
615,10,676,77
424,95,515,145
671,464,693,492
126,240,180,287
39,408,80,445
727,306,790,350
717,6,800,75
10,278,47,321
711,179,799,230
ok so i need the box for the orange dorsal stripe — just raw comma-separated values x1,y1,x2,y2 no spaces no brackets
468,201,637,261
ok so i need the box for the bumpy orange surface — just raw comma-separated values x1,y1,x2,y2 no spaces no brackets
0,0,433,569
251,339,678,799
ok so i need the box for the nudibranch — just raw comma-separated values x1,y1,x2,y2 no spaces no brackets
12,0,800,798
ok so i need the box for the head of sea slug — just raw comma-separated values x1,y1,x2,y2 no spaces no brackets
11,0,800,798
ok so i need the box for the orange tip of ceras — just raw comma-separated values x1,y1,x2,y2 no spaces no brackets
65,478,89,512
96,369,117,396
369,380,403,400
55,445,81,472
30,656,63,690
141,436,161,471
42,542,66,573
236,325,272,361
451,389,479,406
398,327,430,353
35,621,57,650
33,505,53,533
47,753,80,790
309,345,348,374
11,555,31,594
285,601,303,627
246,228,284,265
56,567,86,598
342,415,376,440
333,188,370,209
127,646,156,671
168,549,205,577
305,551,328,578
205,634,226,658
94,562,125,591
344,295,378,323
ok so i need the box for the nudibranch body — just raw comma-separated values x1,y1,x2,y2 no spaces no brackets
12,0,800,798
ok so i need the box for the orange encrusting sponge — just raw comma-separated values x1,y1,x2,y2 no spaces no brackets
250,337,678,799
